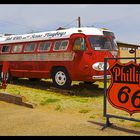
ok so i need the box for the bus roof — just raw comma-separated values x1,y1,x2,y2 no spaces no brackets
0,27,111,44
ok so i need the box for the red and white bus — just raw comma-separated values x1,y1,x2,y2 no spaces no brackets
0,27,119,89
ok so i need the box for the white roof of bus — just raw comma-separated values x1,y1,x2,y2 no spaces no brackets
0,37,6,42
0,27,110,44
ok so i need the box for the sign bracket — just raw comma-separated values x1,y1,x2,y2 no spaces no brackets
101,117,113,130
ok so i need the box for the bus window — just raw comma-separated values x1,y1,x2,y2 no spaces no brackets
89,36,117,51
1,45,10,53
12,44,23,53
53,41,61,50
38,42,51,52
73,38,87,51
53,40,69,51
24,43,36,52
60,40,69,50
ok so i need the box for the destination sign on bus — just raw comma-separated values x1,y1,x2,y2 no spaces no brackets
5,31,67,41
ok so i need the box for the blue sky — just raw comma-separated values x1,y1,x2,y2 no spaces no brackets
0,4,140,44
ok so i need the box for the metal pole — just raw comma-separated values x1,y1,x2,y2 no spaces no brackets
102,58,113,130
78,16,81,28
134,48,137,63
103,58,107,117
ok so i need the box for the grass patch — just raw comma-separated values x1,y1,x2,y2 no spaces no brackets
79,109,91,113
133,123,140,127
74,98,89,103
55,104,63,111
3,79,105,112
102,117,106,120
4,79,105,115
119,119,125,122
40,98,60,105
89,115,96,119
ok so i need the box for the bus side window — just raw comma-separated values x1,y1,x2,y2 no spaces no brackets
60,40,69,50
24,43,36,52
73,38,87,51
53,40,69,51
12,44,23,53
38,42,51,52
1,45,10,53
54,41,61,50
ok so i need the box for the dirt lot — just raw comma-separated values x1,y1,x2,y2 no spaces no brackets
0,101,140,136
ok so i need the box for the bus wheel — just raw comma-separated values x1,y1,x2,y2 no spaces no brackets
52,67,72,89
29,78,41,82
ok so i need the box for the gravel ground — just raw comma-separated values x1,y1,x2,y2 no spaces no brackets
0,101,140,136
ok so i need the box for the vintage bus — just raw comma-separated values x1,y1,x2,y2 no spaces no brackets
0,27,119,89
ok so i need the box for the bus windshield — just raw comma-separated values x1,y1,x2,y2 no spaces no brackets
88,35,118,51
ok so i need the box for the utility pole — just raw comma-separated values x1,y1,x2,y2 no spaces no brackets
78,16,81,28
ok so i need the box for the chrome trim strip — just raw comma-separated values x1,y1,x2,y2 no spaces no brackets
0,52,75,61
92,75,111,80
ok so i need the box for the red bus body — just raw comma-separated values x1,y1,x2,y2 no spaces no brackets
0,27,119,89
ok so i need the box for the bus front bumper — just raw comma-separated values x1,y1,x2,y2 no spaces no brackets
92,75,111,80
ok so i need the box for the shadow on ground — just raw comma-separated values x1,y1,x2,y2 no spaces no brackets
11,78,104,97
88,120,140,135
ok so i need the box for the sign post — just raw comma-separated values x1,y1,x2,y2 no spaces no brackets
102,57,140,130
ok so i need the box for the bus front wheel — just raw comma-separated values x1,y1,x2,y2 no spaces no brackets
52,67,72,89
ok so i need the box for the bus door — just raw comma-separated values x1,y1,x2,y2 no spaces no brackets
70,34,93,80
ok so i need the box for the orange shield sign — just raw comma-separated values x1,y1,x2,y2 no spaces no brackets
107,61,140,116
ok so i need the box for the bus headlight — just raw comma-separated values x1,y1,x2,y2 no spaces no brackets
92,62,109,71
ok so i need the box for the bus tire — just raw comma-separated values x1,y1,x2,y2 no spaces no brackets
52,67,72,89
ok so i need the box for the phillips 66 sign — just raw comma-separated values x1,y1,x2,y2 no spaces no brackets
107,61,140,116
